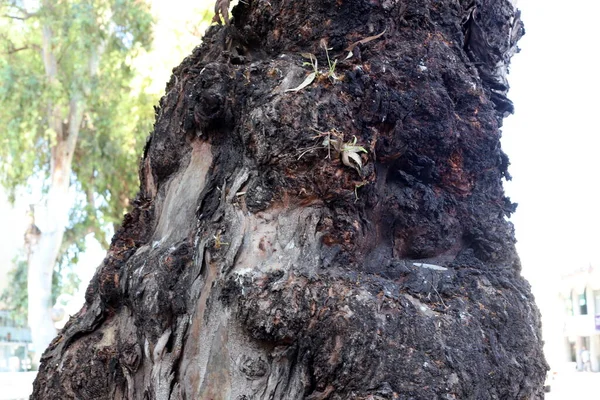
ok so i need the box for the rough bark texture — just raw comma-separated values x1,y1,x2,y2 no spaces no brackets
32,0,547,399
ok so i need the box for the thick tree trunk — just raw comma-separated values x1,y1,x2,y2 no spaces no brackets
32,0,547,398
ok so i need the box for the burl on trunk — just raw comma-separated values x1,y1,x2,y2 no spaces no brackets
32,0,547,399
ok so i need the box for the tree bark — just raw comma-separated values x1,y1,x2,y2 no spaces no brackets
32,0,547,399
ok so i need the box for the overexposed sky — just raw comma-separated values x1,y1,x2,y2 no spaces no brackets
133,0,213,94
502,0,600,288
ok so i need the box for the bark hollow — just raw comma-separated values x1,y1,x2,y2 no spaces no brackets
33,1,547,399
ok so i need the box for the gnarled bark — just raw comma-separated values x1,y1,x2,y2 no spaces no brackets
32,0,547,399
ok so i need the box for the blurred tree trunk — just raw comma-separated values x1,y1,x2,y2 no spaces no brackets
26,21,85,359
1,0,153,362
32,0,548,398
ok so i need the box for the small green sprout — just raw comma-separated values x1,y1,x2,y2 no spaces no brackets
286,53,318,93
286,40,342,93
320,40,339,81
299,128,368,175
340,136,368,172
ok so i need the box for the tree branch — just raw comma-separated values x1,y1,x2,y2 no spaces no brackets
3,14,25,20
1,40,40,55
5,1,35,19
5,45,30,54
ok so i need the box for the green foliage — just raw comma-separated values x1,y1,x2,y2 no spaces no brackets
0,256,80,324
0,0,217,314
0,258,28,325
0,0,155,248
52,257,81,305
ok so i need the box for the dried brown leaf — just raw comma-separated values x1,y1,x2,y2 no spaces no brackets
344,28,387,58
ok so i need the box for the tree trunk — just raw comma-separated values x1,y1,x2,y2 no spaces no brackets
32,0,547,398
27,99,84,358
27,22,85,360
27,8,101,359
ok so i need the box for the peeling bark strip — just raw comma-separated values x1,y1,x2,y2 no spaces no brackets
32,1,547,399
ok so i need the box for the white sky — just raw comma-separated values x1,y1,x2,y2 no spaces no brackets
132,0,213,94
501,0,600,291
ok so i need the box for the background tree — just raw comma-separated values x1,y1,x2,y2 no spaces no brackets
0,0,154,359
32,0,548,398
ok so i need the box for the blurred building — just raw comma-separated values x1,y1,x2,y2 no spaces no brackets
0,191,26,298
0,310,32,371
560,265,600,372
0,191,32,371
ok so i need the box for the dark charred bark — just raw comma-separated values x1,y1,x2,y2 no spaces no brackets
32,1,547,399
